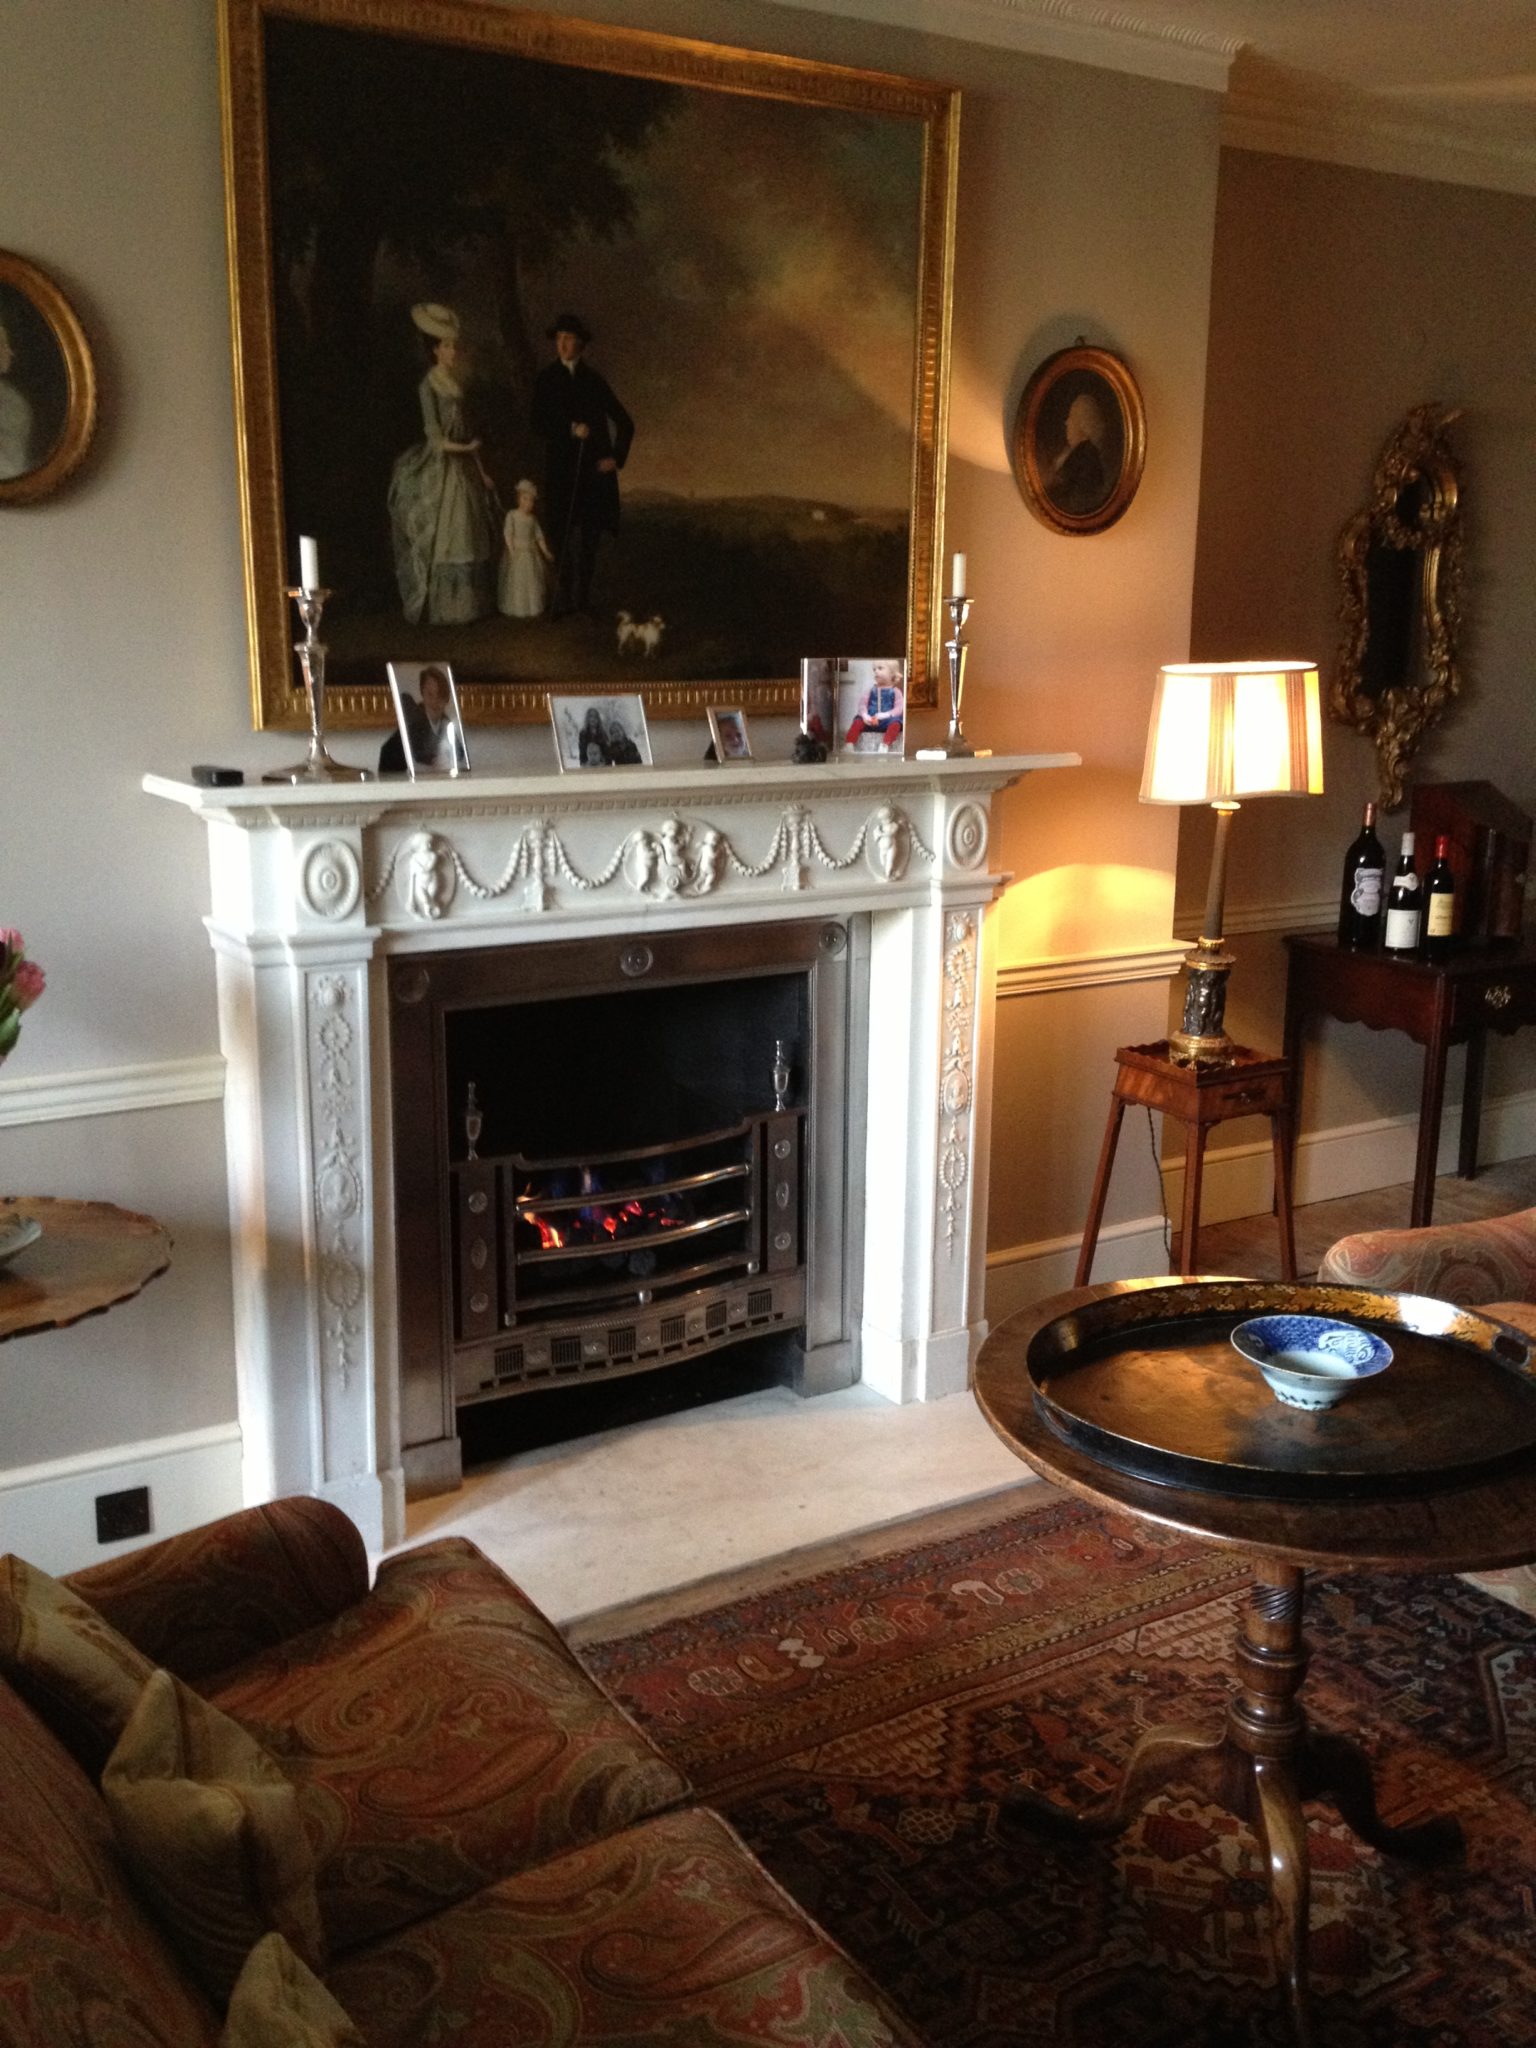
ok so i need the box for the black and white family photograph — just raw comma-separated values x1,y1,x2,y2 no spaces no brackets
549,693,653,771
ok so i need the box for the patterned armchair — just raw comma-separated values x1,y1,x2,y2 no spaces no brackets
1317,1204,1536,1340
1319,1207,1536,1617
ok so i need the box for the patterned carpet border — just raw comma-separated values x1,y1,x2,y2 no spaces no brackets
579,1494,1536,2047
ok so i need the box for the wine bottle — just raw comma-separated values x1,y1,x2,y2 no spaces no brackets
1424,833,1457,961
1383,832,1422,956
1336,800,1386,950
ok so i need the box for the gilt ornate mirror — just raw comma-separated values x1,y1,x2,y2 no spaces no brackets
1331,404,1464,810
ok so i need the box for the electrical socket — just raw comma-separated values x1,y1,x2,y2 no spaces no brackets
95,1486,151,1544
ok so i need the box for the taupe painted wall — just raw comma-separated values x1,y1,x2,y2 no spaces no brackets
1180,148,1536,1146
0,0,1218,1545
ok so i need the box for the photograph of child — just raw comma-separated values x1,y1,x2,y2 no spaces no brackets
838,657,906,756
549,693,653,771
498,477,555,618
382,661,470,777
708,707,752,761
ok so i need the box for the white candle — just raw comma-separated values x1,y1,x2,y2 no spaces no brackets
299,535,320,591
951,550,966,598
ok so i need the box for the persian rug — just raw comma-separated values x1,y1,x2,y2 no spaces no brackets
577,1493,1536,2048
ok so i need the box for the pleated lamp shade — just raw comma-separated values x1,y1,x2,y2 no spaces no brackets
1141,661,1324,806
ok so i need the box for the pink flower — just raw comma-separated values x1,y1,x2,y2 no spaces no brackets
12,959,45,1011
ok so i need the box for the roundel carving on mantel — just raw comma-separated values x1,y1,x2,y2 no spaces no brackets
947,803,988,871
301,840,361,920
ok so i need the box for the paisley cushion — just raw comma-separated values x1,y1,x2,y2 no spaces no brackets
102,1669,327,2007
221,1935,363,2048
327,1806,921,2047
0,1677,220,2046
208,1537,689,1952
0,1552,156,1773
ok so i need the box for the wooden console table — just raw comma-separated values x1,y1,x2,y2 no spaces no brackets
0,1197,171,1344
1282,933,1536,1227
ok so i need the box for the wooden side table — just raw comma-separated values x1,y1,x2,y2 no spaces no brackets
1075,1040,1297,1285
0,1197,171,1344
1283,931,1536,1228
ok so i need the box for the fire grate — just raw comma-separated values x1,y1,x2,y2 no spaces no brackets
453,1109,804,1403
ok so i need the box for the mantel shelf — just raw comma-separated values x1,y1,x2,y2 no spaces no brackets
144,752,1079,826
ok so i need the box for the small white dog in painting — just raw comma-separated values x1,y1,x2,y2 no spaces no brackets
635,615,665,659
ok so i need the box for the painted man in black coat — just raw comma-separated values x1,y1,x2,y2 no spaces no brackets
531,313,635,615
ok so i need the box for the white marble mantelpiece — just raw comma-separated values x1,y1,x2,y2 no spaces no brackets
147,753,1077,1548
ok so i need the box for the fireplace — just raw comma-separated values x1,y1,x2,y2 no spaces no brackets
147,751,1075,1549
390,918,859,1460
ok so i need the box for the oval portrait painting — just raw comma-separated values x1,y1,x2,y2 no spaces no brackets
0,252,96,505
1011,344,1145,536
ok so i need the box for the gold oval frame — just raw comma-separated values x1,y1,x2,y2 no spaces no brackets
0,250,97,506
1331,404,1464,812
1011,343,1145,536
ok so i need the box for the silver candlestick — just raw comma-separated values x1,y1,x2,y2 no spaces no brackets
917,591,990,760
262,586,373,785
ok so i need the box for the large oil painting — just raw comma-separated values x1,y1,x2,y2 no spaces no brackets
221,0,957,728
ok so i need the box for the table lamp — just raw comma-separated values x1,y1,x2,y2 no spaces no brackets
1142,659,1323,1063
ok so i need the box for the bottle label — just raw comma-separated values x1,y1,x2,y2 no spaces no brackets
1385,906,1420,949
1427,893,1454,937
1350,870,1383,916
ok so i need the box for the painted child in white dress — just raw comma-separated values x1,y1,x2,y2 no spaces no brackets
498,478,555,619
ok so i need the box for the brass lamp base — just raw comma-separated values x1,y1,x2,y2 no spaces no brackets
1168,941,1236,1065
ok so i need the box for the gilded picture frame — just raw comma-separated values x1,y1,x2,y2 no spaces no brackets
1331,404,1464,812
1010,343,1145,536
219,0,958,731
0,251,97,507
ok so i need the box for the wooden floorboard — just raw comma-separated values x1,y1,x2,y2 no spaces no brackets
1185,1154,1536,1282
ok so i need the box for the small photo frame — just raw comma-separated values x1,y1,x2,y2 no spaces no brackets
837,657,907,758
707,706,753,762
549,693,653,771
383,661,470,778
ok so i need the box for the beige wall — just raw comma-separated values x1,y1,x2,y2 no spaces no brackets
0,0,1220,1551
1180,149,1536,1155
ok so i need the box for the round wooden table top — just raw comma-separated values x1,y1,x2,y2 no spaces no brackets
974,1278,1536,1576
0,1197,172,1344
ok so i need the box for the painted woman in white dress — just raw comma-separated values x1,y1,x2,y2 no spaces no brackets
498,478,554,618
388,303,498,625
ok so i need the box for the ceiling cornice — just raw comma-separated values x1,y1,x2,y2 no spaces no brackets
766,0,1536,198
1223,66,1536,198
764,0,1238,90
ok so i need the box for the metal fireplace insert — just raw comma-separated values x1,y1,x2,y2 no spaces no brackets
389,919,859,1488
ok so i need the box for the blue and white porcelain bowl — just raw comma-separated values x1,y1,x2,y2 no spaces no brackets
1230,1314,1393,1411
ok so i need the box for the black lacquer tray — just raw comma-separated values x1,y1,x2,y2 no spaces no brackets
1027,1280,1536,1501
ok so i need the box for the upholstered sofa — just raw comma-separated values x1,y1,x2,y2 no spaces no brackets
0,1497,920,2044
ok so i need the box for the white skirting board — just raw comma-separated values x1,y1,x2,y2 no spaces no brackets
0,1425,244,1577
986,1086,1536,1325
